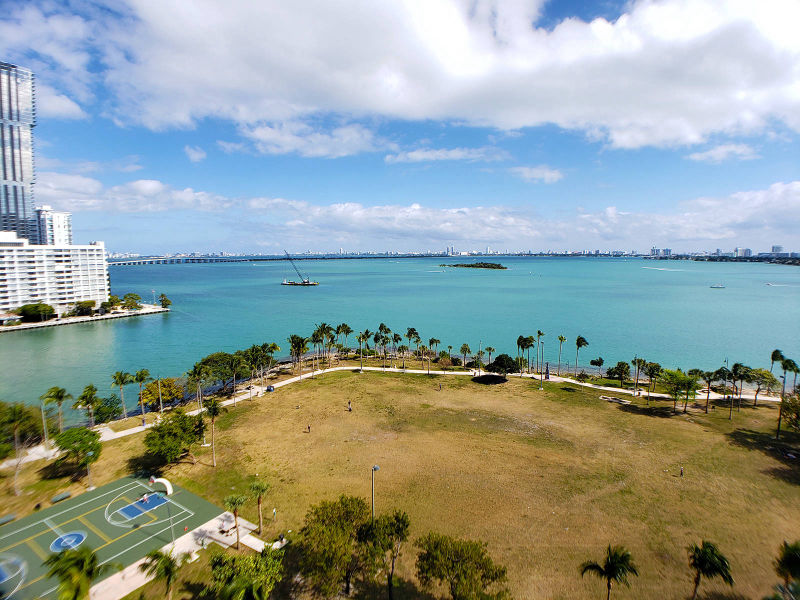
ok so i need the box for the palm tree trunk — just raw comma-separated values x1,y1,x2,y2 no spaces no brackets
607,579,612,600
234,512,240,550
575,348,579,376
58,403,64,433
691,573,701,600
211,418,217,467
557,344,562,376
139,383,145,417
258,496,263,534
120,386,127,419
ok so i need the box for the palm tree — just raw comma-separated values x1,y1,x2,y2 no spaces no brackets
698,370,715,412
460,344,471,370
6,402,32,495
771,349,784,373
111,371,133,419
632,358,647,396
73,384,101,427
139,549,186,600
774,540,800,591
420,345,430,374
785,358,799,393
777,357,793,440
398,344,409,370
310,327,324,374
405,328,418,363
688,540,733,600
536,330,545,372
575,336,589,376
580,545,639,600
133,369,152,418
224,494,248,550
44,546,119,600
447,344,453,360
429,338,441,359
524,336,535,374
516,335,526,376
392,333,402,367
203,397,226,467
288,334,309,378
263,342,280,382
187,363,212,410
644,362,662,405
250,480,271,535
357,331,368,371
557,335,566,376
486,346,496,366
40,386,72,434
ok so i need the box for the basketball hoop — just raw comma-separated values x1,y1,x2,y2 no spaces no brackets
149,476,174,496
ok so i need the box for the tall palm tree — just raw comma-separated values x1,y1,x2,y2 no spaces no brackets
420,345,430,374
264,342,280,382
357,331,368,371
699,370,715,412
310,328,324,374
580,545,639,600
575,336,589,376
774,540,800,591
73,384,101,427
6,402,31,496
228,353,249,401
777,357,794,440
516,335,526,376
392,333,402,367
203,397,226,467
398,344,409,369
224,494,248,550
139,549,186,600
288,335,309,378
644,362,662,406
485,346,496,366
40,386,72,434
111,371,133,419
460,343,471,370
536,330,545,372
524,336,535,374
687,540,733,600
337,322,353,351
771,349,784,373
44,546,119,600
557,335,566,376
187,363,212,410
133,369,152,418
250,480,271,535
429,338,441,359
447,345,453,360
632,358,647,396
786,358,799,393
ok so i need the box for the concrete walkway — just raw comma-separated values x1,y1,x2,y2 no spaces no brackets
2,364,781,470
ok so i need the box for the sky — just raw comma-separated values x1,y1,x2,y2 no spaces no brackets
2,0,799,254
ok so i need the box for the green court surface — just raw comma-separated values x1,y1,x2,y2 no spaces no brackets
0,476,223,599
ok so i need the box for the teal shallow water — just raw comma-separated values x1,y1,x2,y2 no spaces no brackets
1,257,798,420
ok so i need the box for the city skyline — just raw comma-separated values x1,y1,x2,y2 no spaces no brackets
1,1,799,253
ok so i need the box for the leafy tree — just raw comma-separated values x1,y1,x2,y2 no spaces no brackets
644,362,662,405
750,368,780,405
141,377,184,411
777,357,795,439
139,549,187,600
43,546,119,600
94,393,123,424
1,401,42,494
590,357,604,374
204,397,226,467
73,300,96,316
158,293,172,308
111,371,133,419
18,302,55,322
415,532,508,600
783,395,800,434
661,369,686,413
55,427,101,480
580,545,638,600
72,384,101,426
575,335,589,375
210,548,284,599
41,386,72,433
121,292,142,310
774,540,800,591
486,354,520,377
682,371,701,413
688,540,733,599
358,510,410,600
606,362,630,388
299,495,370,597
250,480,271,535
224,494,248,550
143,409,204,465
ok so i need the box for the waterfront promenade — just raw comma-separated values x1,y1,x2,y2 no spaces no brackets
0,304,168,333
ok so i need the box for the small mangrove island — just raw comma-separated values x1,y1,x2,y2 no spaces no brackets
440,262,507,269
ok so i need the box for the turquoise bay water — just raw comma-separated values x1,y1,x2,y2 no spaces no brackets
1,257,798,420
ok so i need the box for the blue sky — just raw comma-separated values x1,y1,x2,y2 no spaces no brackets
2,0,799,254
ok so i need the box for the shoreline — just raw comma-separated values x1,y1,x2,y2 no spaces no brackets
0,303,169,333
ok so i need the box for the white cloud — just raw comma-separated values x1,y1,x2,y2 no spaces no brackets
686,144,759,163
184,145,207,163
240,122,380,158
509,165,564,184
36,172,231,213
385,146,507,163
7,0,799,148
35,83,87,119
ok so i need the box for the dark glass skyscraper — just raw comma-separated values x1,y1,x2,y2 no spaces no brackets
0,61,36,241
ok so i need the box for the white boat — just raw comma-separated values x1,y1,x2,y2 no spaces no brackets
710,284,725,289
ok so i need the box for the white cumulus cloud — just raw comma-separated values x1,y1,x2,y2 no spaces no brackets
686,144,760,163
184,145,207,162
508,166,564,184
385,146,508,164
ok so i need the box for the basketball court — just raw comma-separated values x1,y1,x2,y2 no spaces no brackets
0,476,222,599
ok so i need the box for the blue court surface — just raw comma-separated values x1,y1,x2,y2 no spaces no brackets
0,476,222,599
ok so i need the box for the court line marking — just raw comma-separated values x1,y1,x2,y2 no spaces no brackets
0,481,141,541
26,539,47,560
78,516,111,543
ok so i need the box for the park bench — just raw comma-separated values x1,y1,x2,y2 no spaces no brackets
0,513,16,526
51,491,72,504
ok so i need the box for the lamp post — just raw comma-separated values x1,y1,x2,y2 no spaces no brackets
371,465,380,521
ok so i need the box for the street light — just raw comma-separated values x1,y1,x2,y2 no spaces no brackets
371,465,380,521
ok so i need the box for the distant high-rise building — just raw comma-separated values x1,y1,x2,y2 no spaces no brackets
771,245,784,253
35,205,72,245
0,62,36,242
734,247,752,258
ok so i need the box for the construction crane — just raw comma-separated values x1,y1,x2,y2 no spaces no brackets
281,251,319,286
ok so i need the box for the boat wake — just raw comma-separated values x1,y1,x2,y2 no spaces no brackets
642,266,685,272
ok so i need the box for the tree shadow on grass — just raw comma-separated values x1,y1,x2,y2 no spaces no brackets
180,580,212,600
726,428,800,486
126,453,165,478
616,403,677,419
560,386,578,393
352,575,438,600
472,374,507,385
38,459,81,481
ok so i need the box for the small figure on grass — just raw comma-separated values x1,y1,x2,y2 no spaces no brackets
348,400,352,412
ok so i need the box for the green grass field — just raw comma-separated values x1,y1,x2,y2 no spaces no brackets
0,476,222,599
3,370,799,599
